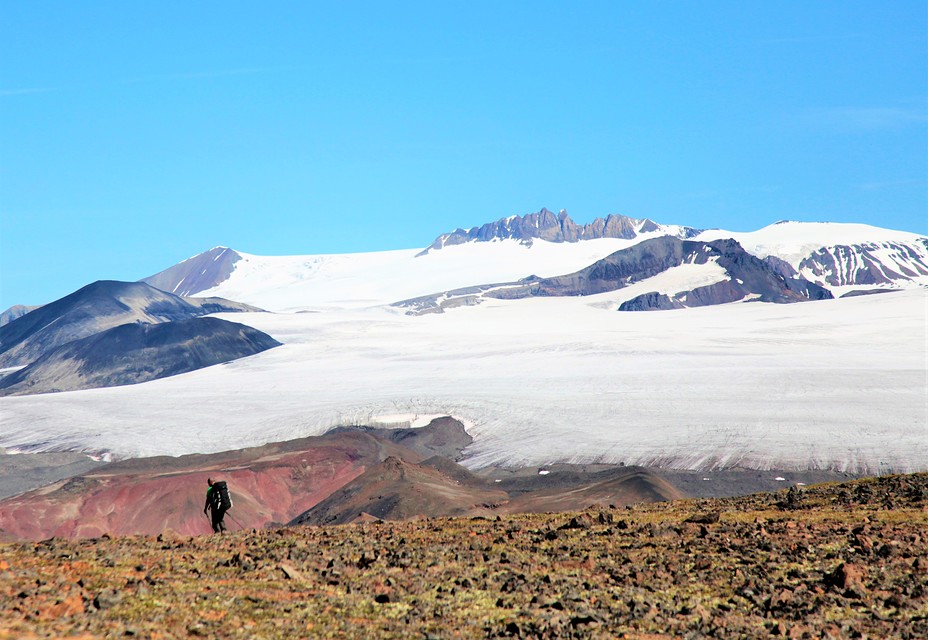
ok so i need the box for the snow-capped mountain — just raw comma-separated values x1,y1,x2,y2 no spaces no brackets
696,221,928,297
397,236,833,316
140,211,928,313
2,210,926,476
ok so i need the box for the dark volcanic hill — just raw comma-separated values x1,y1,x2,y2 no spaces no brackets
0,317,280,396
0,280,262,368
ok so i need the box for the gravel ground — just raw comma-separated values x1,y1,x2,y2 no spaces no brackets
1,473,925,639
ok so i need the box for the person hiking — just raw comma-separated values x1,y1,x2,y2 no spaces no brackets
204,477,231,533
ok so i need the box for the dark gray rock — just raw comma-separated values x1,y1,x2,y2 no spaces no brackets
0,317,280,396
418,209,700,255
840,289,897,298
0,281,263,368
399,236,834,314
798,241,928,287
0,450,106,500
619,292,681,311
328,416,473,461
141,246,242,297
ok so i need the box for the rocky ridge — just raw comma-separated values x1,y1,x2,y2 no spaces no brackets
797,239,928,287
418,208,699,255
141,246,243,298
398,236,833,315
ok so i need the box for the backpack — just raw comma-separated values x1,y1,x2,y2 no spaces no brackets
212,480,232,510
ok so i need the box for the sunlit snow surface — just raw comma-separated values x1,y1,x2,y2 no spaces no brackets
2,286,925,474
193,237,669,312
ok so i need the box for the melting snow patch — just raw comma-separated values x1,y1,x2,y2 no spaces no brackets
538,469,550,475
775,476,786,481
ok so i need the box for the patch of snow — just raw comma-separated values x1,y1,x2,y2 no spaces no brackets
582,260,728,310
0,366,25,375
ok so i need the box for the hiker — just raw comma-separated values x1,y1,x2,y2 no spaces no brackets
204,477,231,533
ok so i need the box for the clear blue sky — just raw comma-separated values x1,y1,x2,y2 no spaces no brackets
2,1,926,309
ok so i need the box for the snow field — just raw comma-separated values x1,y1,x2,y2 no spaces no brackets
1,289,924,474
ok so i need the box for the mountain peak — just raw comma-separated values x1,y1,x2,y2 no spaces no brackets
141,247,242,297
418,209,699,255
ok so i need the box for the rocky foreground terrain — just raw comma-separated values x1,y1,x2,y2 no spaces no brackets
1,473,925,639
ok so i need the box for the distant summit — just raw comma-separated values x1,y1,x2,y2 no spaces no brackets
141,246,242,297
418,208,700,255
0,305,40,328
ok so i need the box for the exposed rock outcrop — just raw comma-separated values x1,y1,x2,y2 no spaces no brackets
798,240,928,287
400,236,833,314
418,208,699,255
141,246,242,297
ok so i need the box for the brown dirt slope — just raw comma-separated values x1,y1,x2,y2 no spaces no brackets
0,418,682,542
291,455,510,525
0,429,407,540
0,473,925,639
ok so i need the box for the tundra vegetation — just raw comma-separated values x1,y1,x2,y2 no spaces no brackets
1,473,925,639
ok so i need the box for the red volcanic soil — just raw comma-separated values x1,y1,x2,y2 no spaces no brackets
0,430,409,540
0,418,685,541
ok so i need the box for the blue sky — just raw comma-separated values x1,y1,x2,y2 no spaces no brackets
1,1,926,309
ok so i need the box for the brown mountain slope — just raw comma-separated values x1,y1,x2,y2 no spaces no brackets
503,467,686,513
0,428,415,540
0,417,689,541
292,455,510,525
0,418,480,540
291,456,684,526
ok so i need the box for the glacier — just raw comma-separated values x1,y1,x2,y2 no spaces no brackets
1,219,926,473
